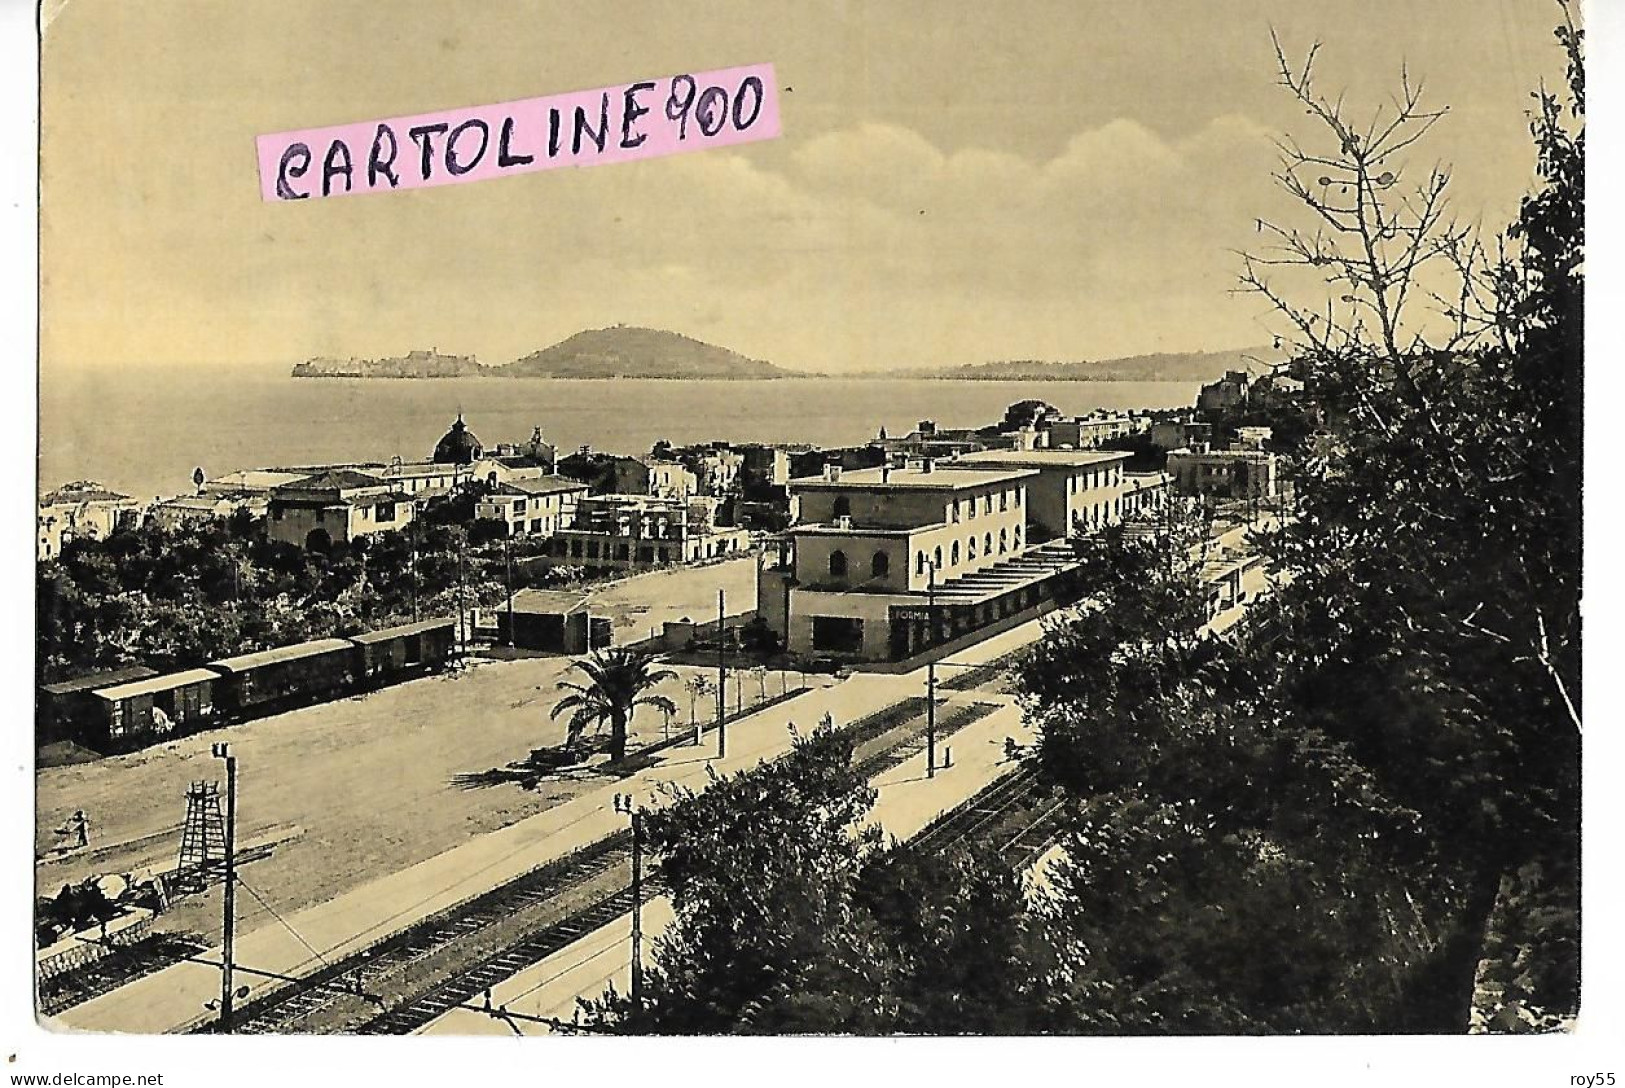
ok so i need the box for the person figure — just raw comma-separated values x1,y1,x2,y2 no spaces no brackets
71,810,88,848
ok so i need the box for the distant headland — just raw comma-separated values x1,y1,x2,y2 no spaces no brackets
291,326,1279,384
291,327,787,381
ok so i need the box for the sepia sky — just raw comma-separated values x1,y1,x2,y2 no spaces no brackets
41,0,1564,374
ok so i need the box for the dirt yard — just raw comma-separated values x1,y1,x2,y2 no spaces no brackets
35,555,764,946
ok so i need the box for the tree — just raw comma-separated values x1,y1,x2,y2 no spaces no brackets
1015,504,1425,1033
549,648,679,761
578,722,1054,1034
580,723,879,1033
1235,10,1583,1024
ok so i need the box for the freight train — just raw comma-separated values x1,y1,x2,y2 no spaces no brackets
37,618,459,755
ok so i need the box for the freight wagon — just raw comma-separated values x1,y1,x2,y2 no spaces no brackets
207,638,359,717
89,668,219,752
36,666,158,747
349,618,458,686
40,617,465,756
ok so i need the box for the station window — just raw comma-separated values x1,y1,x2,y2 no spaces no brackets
829,550,849,578
871,551,890,579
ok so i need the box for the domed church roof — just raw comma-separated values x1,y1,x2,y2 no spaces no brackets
432,414,484,464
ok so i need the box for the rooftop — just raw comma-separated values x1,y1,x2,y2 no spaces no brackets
40,665,159,697
41,482,136,506
203,470,313,492
210,638,355,672
507,589,591,615
383,461,463,478
348,617,457,644
497,476,593,497
277,469,391,492
791,521,948,538
790,465,1035,491
93,668,220,701
948,449,1131,469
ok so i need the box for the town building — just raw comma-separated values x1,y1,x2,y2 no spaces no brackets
735,443,802,488
533,493,750,572
266,469,415,549
150,492,268,530
432,414,484,464
759,460,1087,661
493,589,607,653
484,426,558,474
199,469,312,497
1197,369,1255,412
38,482,144,561
666,445,746,496
474,475,591,536
1150,419,1213,451
1120,471,1174,517
872,419,1000,460
640,460,700,499
942,448,1132,540
1234,425,1274,450
1042,412,1140,449
1166,446,1278,501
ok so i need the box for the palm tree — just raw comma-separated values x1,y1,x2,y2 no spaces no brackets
551,648,680,762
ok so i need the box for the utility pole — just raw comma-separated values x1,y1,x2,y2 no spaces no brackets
504,531,517,648
614,794,644,1022
212,743,238,1033
927,562,937,778
716,589,727,759
409,510,420,623
457,526,468,656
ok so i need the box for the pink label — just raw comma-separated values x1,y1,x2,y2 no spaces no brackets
257,64,779,202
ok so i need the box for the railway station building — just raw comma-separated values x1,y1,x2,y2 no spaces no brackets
760,458,1093,662
940,448,1132,540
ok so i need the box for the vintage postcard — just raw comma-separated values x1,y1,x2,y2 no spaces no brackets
22,0,1600,1081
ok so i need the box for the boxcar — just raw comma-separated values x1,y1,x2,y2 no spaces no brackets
207,638,359,717
90,668,219,751
37,666,158,748
347,618,457,685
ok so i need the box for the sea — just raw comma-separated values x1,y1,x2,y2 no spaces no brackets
38,366,1203,501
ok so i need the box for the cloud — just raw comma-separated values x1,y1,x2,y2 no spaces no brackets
44,111,1285,372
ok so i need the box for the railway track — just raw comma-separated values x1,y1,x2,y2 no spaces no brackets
37,934,208,1018
352,698,1014,1034
938,647,1030,693
356,881,660,1035
210,829,634,1034
907,763,1067,870
194,692,958,1035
